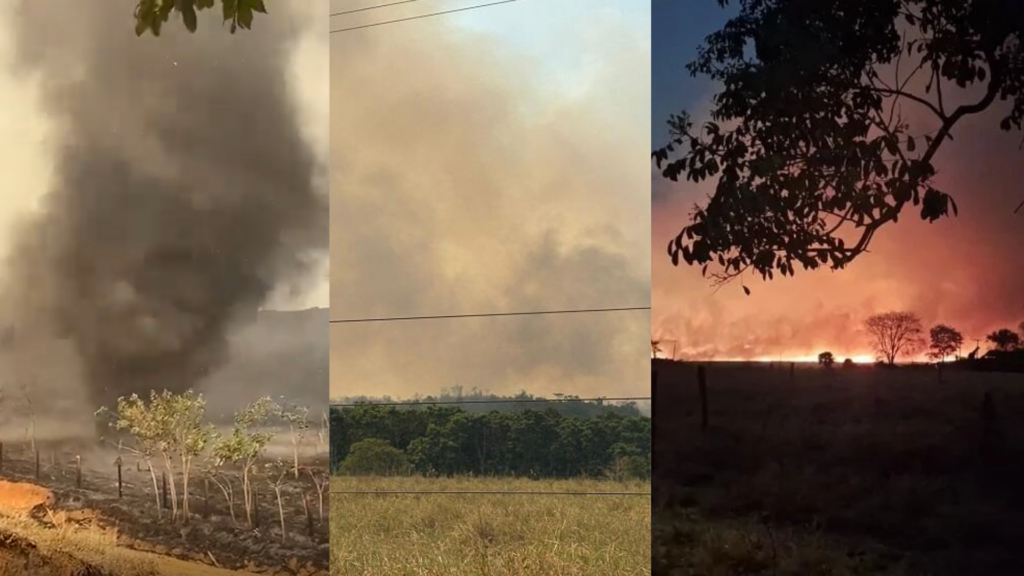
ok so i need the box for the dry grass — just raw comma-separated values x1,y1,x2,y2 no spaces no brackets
330,476,651,576
0,479,285,576
654,361,1024,575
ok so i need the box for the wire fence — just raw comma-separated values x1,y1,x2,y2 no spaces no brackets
330,395,652,497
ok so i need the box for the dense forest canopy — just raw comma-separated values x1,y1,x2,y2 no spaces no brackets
329,399,651,480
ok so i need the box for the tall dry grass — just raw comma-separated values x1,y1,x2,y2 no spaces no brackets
330,476,651,576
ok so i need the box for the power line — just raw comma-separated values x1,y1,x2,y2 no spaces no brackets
330,0,426,17
329,305,650,324
330,396,651,408
330,490,651,496
330,0,518,34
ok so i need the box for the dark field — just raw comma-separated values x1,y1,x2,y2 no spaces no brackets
653,360,1024,576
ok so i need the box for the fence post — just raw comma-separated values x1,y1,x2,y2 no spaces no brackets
651,368,659,474
116,457,123,499
980,389,1002,464
75,455,82,488
253,485,260,529
304,492,314,537
203,478,210,519
697,364,708,432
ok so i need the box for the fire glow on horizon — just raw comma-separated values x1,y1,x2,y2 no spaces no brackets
651,5,1023,363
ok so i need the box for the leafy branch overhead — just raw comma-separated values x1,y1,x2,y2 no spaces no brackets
134,0,268,36
653,0,1024,290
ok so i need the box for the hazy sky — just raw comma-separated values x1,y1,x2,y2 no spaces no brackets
330,0,651,399
0,1,328,313
652,1,1024,362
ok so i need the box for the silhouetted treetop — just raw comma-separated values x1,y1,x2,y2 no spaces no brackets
865,311,925,365
929,323,963,362
653,0,1024,289
987,328,1022,351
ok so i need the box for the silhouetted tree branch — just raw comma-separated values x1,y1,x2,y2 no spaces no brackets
654,0,1024,291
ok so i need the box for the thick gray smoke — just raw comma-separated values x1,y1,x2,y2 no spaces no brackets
4,2,326,420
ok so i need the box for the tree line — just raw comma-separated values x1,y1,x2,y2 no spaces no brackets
817,312,1024,366
329,400,651,480
333,386,646,418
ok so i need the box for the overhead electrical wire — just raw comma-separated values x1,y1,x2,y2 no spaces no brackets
330,0,518,34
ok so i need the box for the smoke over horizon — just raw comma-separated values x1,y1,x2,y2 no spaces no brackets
654,99,1024,363
330,1,650,399
1,1,328,421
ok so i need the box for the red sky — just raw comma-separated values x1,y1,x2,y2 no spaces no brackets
653,100,1024,363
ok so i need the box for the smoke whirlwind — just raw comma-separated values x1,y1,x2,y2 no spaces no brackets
2,1,327,417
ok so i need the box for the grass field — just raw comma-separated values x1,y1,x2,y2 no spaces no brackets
653,360,1024,575
330,476,651,576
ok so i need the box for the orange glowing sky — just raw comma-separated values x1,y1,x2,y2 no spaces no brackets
652,8,1024,364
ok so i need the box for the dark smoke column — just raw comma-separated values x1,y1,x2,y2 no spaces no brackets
6,1,327,431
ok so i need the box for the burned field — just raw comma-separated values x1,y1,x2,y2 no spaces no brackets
0,433,329,575
653,360,1024,576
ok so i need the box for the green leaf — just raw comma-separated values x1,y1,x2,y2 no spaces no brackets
742,285,751,296
237,0,254,29
181,3,198,32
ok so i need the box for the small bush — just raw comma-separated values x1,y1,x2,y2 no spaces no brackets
341,438,412,476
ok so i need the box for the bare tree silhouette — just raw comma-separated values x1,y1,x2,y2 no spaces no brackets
865,312,925,365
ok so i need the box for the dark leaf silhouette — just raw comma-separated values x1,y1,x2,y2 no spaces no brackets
654,0,1024,288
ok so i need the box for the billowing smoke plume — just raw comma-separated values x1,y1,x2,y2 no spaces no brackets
3,1,327,416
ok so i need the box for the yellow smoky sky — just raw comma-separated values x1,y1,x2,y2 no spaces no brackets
329,0,651,399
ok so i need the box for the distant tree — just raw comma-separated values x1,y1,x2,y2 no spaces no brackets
987,328,1022,352
341,439,411,477
133,0,267,37
651,340,662,359
842,358,854,369
653,0,1024,289
929,324,964,362
865,311,925,365
818,351,835,367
